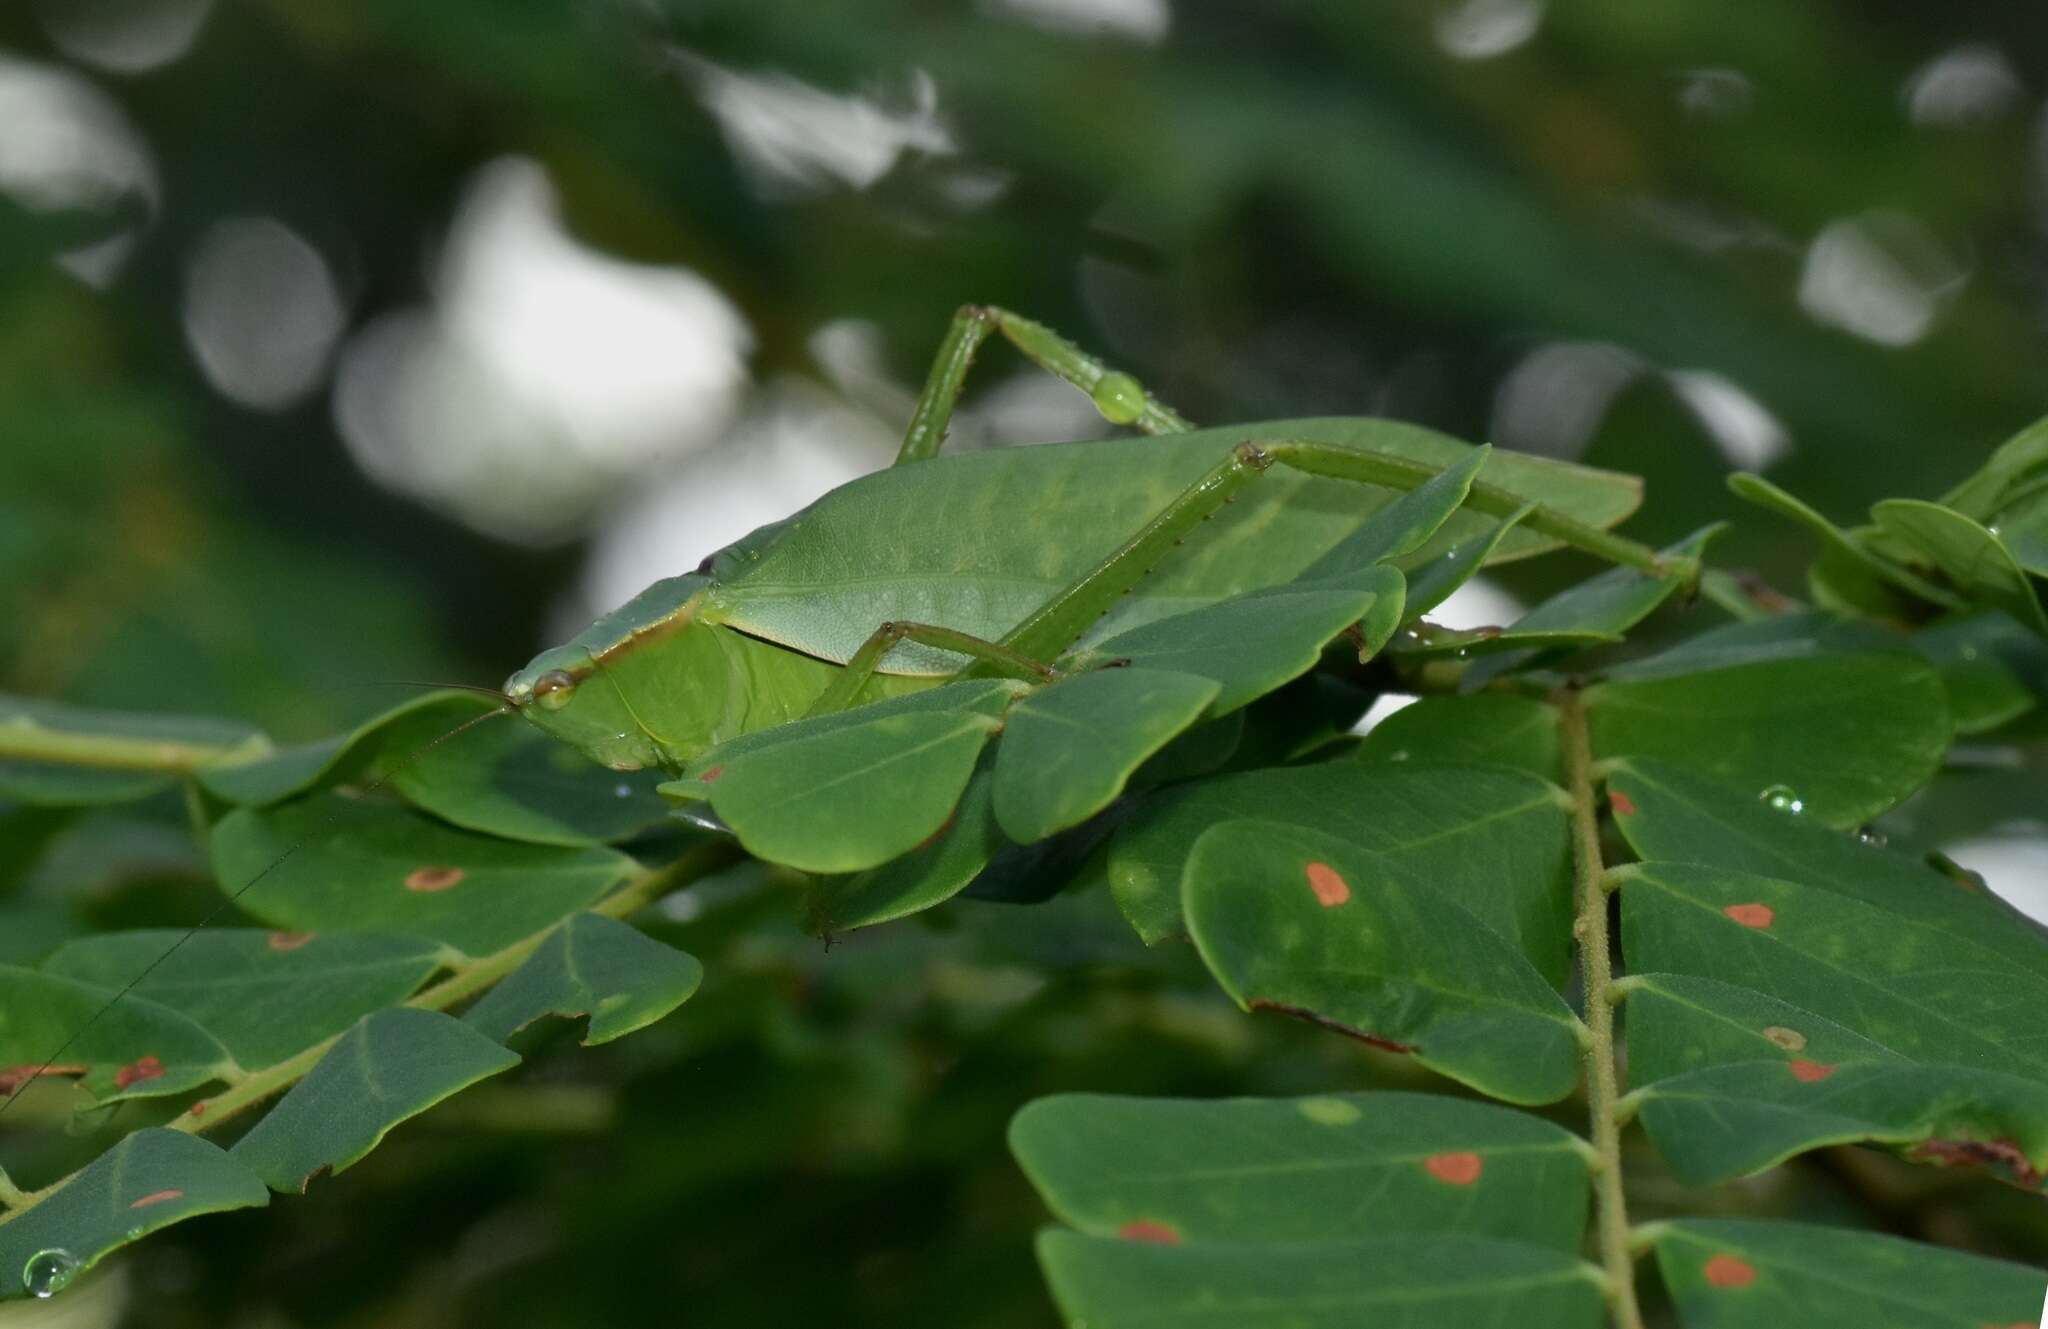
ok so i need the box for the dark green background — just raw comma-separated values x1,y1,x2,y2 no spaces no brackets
4,3,2045,1324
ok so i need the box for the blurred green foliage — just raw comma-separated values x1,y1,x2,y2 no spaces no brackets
4,2,2047,1323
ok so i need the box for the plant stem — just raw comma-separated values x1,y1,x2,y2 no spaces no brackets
0,717,270,774
167,841,738,1138
1557,686,1644,1329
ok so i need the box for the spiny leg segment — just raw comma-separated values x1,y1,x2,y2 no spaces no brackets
894,305,1192,466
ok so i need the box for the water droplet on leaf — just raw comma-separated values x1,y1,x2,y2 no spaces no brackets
1856,826,1887,849
614,783,633,798
23,1249,79,1299
1090,372,1147,426
1758,784,1804,814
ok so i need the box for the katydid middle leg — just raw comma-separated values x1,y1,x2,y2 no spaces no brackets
803,620,1060,718
893,306,1193,466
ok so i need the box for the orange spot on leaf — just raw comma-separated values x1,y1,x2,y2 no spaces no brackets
1703,1254,1756,1289
1788,1059,1836,1083
1305,861,1351,907
699,765,724,783
1722,902,1774,929
1423,1151,1483,1185
1608,790,1637,816
405,865,465,893
267,931,316,951
129,1189,184,1210
1116,1220,1182,1245
187,1101,207,1118
115,1055,165,1091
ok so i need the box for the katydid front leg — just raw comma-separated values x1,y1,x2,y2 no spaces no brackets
893,305,1192,466
992,441,1692,669
803,621,1059,718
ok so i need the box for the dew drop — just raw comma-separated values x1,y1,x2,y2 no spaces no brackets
23,1249,79,1299
614,783,633,798
1090,372,1147,426
1758,784,1804,815
1856,826,1887,849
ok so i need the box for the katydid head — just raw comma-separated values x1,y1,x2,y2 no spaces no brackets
503,645,666,772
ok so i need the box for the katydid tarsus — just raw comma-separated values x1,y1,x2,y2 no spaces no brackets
0,305,1685,1130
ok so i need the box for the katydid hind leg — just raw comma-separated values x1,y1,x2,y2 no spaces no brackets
804,620,1058,718
892,305,1193,467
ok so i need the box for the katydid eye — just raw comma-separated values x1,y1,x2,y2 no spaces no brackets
532,670,578,711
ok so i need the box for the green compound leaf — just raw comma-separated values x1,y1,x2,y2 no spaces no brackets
1910,613,2041,734
1938,413,2048,524
0,694,269,807
42,930,444,1071
382,705,672,847
229,1008,519,1193
1619,860,2048,1187
1608,758,2048,979
1108,763,1573,983
992,668,1218,844
1400,505,1532,618
1035,1230,1605,1329
1295,447,1486,580
1083,567,1402,718
196,692,482,807
464,912,702,1046
0,966,232,1101
0,1130,268,1301
1352,693,1560,782
675,710,997,874
1183,821,1582,1105
1586,649,1950,827
211,799,634,959
1010,1091,1591,1251
1398,525,1717,658
1873,497,2048,635
808,753,1006,935
1652,1218,2046,1329
1727,472,1961,611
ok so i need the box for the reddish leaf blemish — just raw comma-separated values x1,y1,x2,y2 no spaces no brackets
187,1101,207,1118
1116,1220,1182,1245
1910,1137,2043,1188
1787,1059,1836,1083
268,931,316,951
699,764,724,783
0,1063,86,1097
1722,902,1774,929
129,1189,184,1210
1702,1254,1756,1289
1608,790,1637,816
115,1055,165,1090
404,865,465,893
1423,1151,1483,1185
1305,861,1351,907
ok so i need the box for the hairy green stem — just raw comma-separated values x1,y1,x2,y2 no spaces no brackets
1557,687,1644,1329
0,718,269,775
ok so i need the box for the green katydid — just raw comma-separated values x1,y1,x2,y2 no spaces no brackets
495,306,1688,903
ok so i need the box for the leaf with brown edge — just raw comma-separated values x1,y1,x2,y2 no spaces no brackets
0,965,233,1103
1620,862,2048,1187
463,913,702,1046
1653,1218,2046,1329
1182,821,1582,1105
229,1008,517,1194
0,1130,267,1301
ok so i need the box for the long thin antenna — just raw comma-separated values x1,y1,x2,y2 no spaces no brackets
0,703,514,1122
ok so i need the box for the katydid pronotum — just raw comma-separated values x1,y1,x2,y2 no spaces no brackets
0,305,1690,1140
